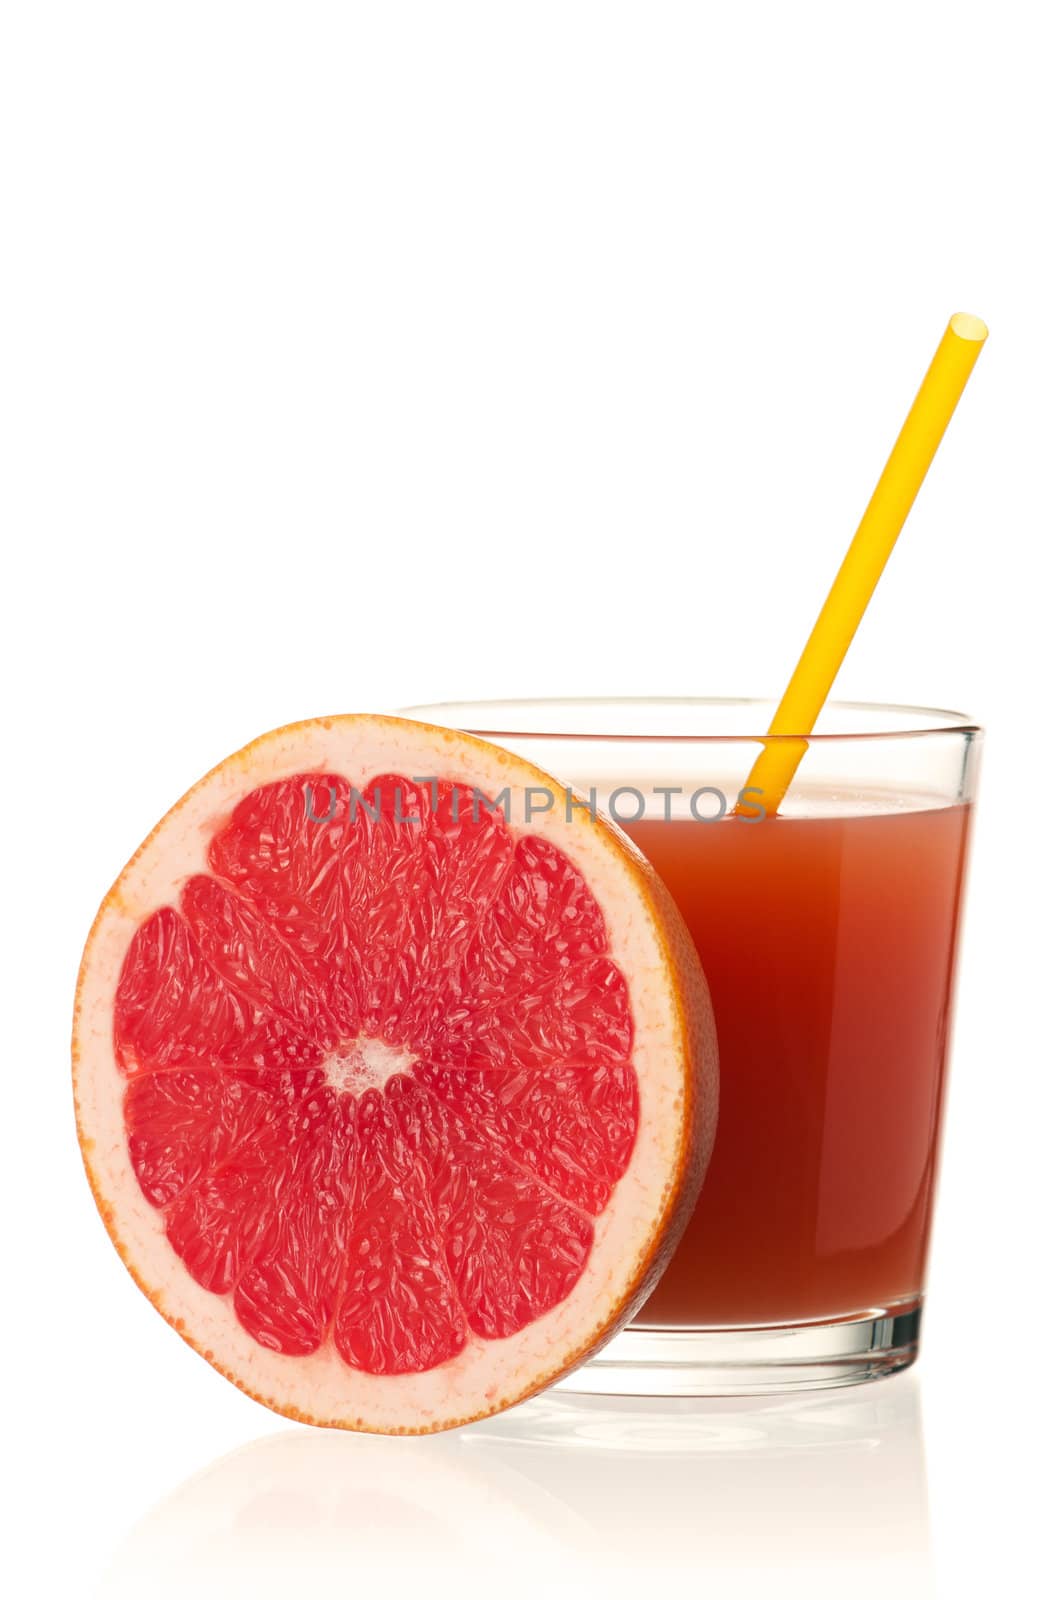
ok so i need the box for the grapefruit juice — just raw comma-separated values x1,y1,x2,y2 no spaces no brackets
623,801,971,1328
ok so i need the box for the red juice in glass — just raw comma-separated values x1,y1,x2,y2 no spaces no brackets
624,803,971,1329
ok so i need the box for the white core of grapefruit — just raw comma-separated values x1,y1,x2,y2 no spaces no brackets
73,715,717,1433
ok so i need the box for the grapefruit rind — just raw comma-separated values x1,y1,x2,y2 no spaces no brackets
73,714,717,1433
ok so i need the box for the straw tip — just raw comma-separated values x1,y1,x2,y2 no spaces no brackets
949,312,989,343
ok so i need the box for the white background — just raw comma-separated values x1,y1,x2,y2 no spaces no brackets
3,4,1061,1596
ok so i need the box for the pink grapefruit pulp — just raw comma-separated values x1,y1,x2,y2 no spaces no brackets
74,716,717,1432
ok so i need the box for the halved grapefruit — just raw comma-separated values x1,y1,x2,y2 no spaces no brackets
74,715,717,1433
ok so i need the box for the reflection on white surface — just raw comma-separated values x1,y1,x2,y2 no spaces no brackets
99,1375,931,1599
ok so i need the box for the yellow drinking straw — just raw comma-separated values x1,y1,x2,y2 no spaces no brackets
739,312,988,818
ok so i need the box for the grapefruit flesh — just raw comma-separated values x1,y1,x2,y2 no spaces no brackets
74,716,717,1432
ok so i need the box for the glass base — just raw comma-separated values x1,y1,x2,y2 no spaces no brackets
558,1299,923,1397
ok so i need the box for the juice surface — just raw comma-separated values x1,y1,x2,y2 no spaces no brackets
625,803,971,1326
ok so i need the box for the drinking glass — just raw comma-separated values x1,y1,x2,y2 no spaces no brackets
401,699,981,1394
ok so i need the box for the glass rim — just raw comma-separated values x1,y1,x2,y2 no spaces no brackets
398,697,983,745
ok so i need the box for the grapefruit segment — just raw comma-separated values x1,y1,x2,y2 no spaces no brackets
418,1059,638,1214
74,715,718,1433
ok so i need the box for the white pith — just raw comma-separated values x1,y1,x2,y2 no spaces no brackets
320,1037,415,1096
73,714,715,1433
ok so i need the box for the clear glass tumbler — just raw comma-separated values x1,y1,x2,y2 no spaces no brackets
401,699,981,1394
